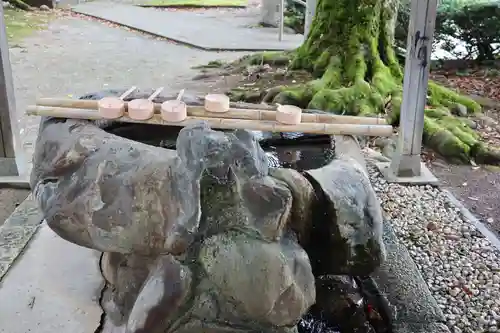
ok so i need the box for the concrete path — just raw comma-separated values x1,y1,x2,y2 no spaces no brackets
72,2,302,51
0,223,103,333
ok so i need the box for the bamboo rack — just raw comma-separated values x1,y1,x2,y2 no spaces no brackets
36,97,388,126
26,105,394,137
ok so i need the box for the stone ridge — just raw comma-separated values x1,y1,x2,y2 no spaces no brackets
0,194,44,282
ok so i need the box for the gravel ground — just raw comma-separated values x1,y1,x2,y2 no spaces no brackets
368,163,500,333
10,13,249,172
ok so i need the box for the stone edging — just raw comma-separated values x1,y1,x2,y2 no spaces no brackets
442,189,500,251
0,194,44,282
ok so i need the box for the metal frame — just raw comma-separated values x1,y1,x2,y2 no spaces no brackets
0,5,30,188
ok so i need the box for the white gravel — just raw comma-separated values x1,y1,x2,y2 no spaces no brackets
367,164,500,333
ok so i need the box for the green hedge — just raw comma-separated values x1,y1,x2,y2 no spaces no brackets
396,0,500,61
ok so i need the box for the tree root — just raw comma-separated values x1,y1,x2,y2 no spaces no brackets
222,49,500,165
8,0,34,11
239,51,294,67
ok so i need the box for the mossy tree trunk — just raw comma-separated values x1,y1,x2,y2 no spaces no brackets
264,0,500,164
273,0,403,115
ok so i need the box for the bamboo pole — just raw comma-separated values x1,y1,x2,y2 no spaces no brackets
35,97,388,125
26,106,394,137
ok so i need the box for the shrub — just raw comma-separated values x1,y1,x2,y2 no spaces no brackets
284,0,305,33
396,0,500,61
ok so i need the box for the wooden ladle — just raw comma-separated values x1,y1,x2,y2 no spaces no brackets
128,87,164,120
97,86,137,119
276,104,302,125
161,89,187,122
204,93,230,113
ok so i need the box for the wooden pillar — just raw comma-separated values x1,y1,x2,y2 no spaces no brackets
389,0,438,177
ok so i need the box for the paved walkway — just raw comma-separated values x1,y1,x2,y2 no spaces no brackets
0,222,103,333
72,2,302,51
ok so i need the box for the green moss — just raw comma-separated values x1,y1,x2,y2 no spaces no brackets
387,95,402,125
371,66,400,97
273,85,312,108
440,116,479,137
424,107,449,119
445,126,478,147
472,144,500,165
428,82,481,114
192,60,225,69
227,89,262,103
423,117,470,163
244,51,293,67
4,9,53,43
319,54,342,85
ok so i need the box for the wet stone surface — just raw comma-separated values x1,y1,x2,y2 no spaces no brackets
30,91,388,333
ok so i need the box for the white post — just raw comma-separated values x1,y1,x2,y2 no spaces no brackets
389,0,438,177
278,0,284,41
0,5,29,185
304,0,317,39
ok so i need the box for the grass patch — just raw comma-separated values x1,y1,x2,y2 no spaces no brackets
141,0,247,7
3,9,53,43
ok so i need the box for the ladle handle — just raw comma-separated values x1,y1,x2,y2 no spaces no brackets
176,89,185,101
147,87,164,101
119,86,137,100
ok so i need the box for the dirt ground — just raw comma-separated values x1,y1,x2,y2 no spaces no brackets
430,160,498,216
0,188,30,227
427,68,500,236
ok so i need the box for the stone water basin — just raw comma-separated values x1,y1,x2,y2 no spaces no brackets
29,90,391,333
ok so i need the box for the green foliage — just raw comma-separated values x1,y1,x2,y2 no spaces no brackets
3,8,53,42
396,0,500,60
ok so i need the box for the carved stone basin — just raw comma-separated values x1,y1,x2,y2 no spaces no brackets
30,90,387,333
